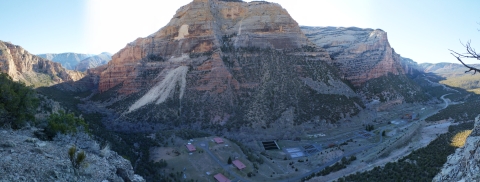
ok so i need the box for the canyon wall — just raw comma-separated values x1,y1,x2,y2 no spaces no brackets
0,41,85,87
94,0,361,131
302,26,405,86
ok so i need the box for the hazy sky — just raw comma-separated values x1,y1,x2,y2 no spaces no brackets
0,0,479,64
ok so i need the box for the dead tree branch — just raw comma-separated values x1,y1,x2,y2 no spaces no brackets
450,40,480,74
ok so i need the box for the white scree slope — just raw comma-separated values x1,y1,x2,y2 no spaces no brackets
127,66,188,113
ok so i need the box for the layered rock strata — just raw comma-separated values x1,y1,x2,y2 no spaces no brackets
99,0,312,94
303,26,426,104
94,0,362,129
302,26,405,86
0,41,85,87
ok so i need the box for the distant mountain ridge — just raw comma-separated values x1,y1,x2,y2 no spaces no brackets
418,62,480,93
38,52,111,71
37,53,94,70
75,52,112,72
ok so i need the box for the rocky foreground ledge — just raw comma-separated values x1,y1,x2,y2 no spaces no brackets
434,115,480,181
0,127,144,182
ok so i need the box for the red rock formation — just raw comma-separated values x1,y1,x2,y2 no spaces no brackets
90,0,368,129
0,41,85,87
98,0,310,94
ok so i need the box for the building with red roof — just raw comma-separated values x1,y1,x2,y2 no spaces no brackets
232,159,246,170
185,144,196,152
213,137,224,144
214,173,231,182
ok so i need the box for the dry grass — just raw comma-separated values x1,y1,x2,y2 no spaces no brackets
468,88,480,94
450,130,472,148
150,147,177,161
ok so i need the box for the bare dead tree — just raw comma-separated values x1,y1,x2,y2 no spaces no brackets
450,40,480,74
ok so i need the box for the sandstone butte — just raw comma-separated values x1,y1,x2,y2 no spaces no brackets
98,0,322,95
0,41,85,87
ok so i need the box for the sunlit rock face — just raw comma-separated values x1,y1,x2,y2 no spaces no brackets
302,26,427,106
302,26,405,86
0,41,85,87
98,0,313,94
94,0,364,130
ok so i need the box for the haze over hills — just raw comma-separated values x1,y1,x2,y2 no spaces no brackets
1,0,480,181
37,52,94,70
38,52,112,72
75,52,112,72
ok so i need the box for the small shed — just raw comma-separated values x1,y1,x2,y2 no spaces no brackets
213,137,224,144
214,173,231,182
186,144,196,152
232,159,246,170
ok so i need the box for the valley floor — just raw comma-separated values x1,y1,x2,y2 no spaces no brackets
306,94,455,181
315,120,454,182
141,96,453,182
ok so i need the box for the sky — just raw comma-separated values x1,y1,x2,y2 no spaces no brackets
0,0,479,64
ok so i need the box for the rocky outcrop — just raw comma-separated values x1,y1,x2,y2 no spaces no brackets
38,52,94,70
0,127,144,182
434,115,480,181
301,26,405,86
75,52,112,72
0,41,85,87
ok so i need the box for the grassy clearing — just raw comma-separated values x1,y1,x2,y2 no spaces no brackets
450,130,472,148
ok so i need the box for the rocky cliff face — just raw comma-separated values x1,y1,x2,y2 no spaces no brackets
93,0,363,132
400,57,423,77
0,41,85,87
434,115,480,181
301,26,405,86
302,26,426,104
38,52,94,70
75,52,112,72
99,0,312,94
